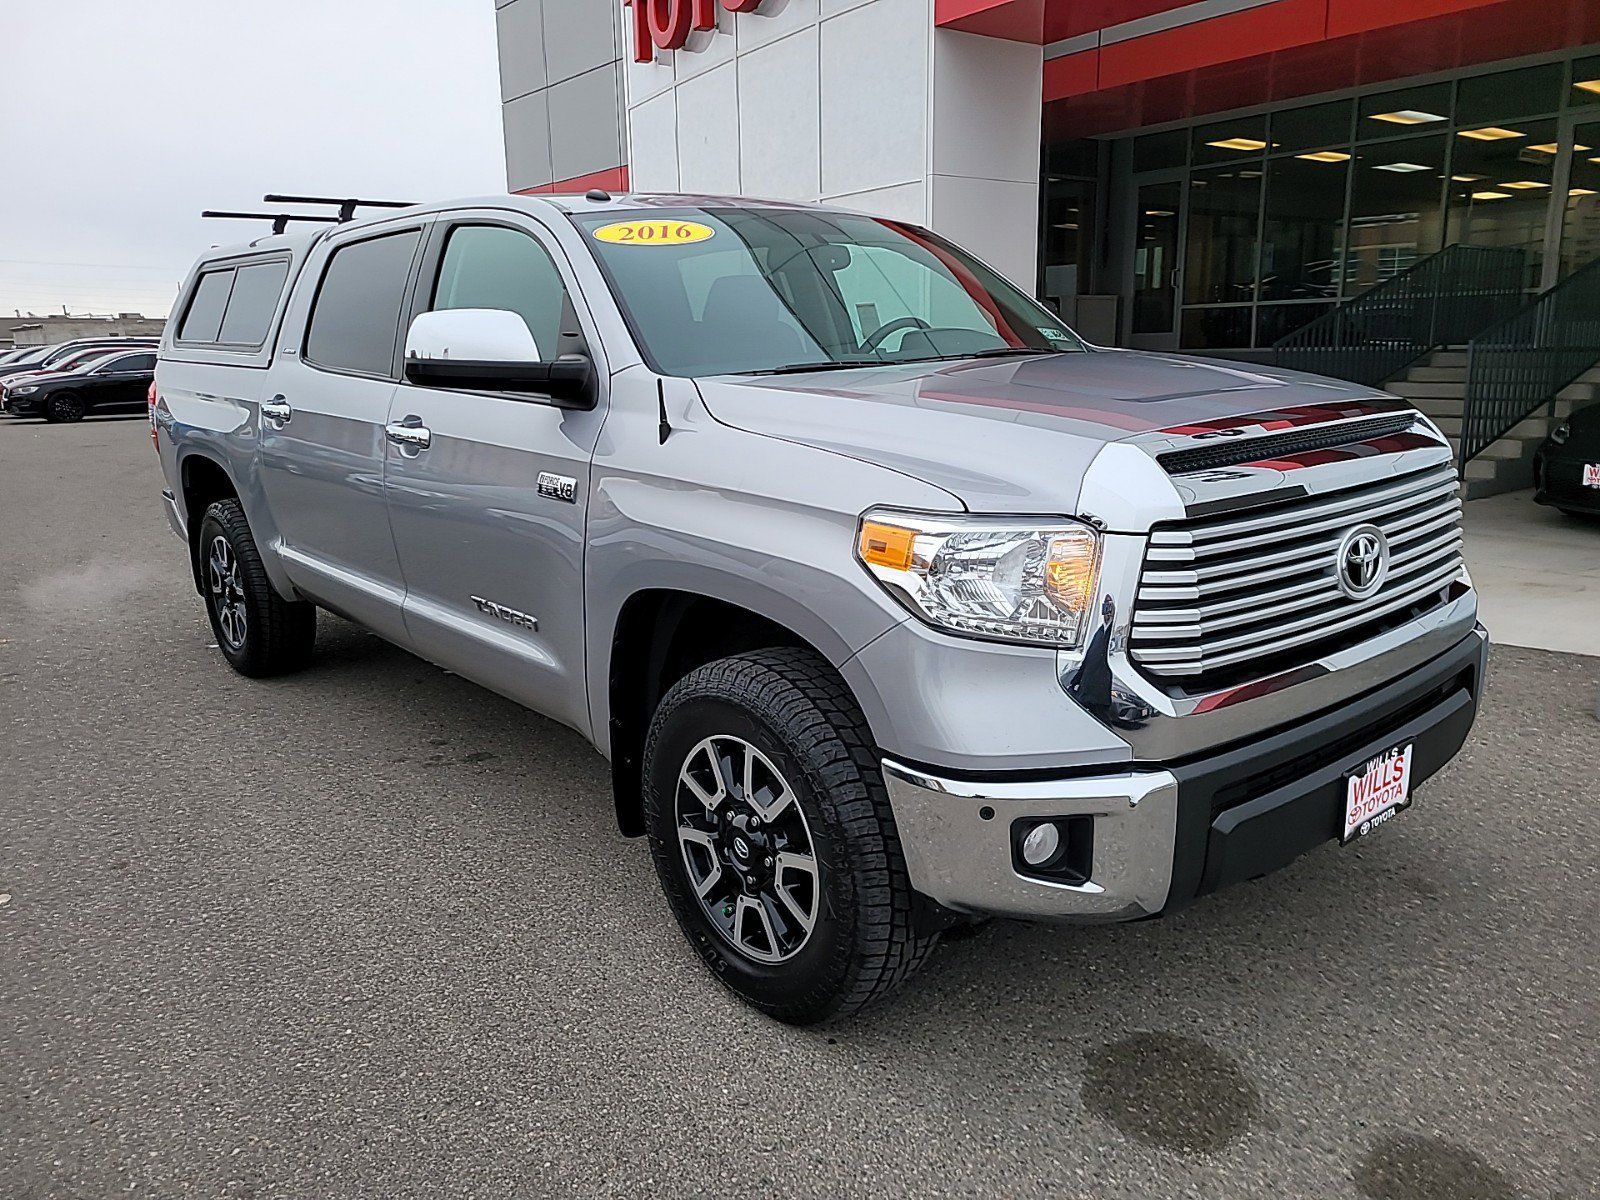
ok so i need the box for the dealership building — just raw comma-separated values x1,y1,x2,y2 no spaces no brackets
496,0,1600,487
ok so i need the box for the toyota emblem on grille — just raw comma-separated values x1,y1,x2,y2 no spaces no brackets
1335,524,1390,600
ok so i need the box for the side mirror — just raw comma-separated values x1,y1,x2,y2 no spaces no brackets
403,308,593,408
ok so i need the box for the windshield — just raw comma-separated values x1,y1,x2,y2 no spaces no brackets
571,207,1085,376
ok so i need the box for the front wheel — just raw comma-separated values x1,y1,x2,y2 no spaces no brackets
643,648,939,1024
197,499,316,677
43,391,85,423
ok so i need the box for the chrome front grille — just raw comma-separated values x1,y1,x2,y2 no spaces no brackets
1130,464,1464,683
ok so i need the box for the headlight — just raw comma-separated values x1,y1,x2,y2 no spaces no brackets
10,385,37,396
856,509,1102,647
1550,421,1571,445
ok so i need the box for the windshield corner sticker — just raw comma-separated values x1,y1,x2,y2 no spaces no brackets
1040,328,1072,341
593,220,714,246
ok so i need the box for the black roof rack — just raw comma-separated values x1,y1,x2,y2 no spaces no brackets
262,194,415,222
201,210,338,236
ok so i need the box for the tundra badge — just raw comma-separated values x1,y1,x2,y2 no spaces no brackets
471,596,539,631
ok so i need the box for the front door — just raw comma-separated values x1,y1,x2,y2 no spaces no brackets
1126,175,1186,349
258,224,427,642
382,215,607,737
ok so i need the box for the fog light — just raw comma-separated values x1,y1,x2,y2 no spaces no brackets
1020,821,1062,867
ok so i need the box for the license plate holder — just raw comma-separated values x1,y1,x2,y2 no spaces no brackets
1342,743,1414,843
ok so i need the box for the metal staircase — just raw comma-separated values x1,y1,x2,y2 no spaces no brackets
1274,244,1527,387
1386,350,1600,498
1457,254,1600,493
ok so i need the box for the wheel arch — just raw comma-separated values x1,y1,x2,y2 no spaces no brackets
178,451,241,594
603,588,866,837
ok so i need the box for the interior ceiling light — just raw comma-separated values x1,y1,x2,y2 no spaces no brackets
1571,188,1598,196
1144,209,1175,216
1501,180,1549,189
1374,162,1431,173
1297,151,1352,163
1458,127,1525,141
1574,79,1600,95
1206,137,1268,151
1471,191,1511,201
1451,173,1487,181
1369,109,1447,125
1527,143,1590,155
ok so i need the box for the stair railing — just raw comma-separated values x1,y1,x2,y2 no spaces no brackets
1459,254,1600,469
1274,244,1526,387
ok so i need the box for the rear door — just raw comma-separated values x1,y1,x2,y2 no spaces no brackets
91,351,157,407
258,221,428,642
382,212,607,734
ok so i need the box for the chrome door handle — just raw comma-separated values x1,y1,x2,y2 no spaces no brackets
261,397,292,424
385,421,432,450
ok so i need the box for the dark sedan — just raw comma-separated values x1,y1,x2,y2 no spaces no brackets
1534,403,1600,518
0,348,157,422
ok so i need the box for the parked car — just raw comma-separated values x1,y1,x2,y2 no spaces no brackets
0,337,158,384
1533,404,1600,518
1,348,158,421
153,195,1485,1023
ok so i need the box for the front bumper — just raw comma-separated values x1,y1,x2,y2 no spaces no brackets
0,392,42,416
883,625,1488,921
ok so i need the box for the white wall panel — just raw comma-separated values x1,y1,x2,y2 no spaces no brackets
675,62,743,194
819,0,930,198
628,88,681,191
735,0,821,54
821,180,929,224
549,63,626,181
543,0,621,86
929,174,1038,288
675,11,738,82
931,30,1042,185
503,89,553,191
738,28,821,200
496,0,546,102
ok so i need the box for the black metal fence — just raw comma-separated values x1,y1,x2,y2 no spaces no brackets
1460,255,1600,468
1274,244,1526,387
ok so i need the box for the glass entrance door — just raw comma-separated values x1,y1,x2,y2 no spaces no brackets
1128,176,1184,348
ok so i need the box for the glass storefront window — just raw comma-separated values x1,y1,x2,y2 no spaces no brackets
1345,134,1449,294
1257,302,1335,347
1132,130,1187,172
1181,306,1252,349
1358,84,1453,138
1270,100,1354,154
1573,56,1600,107
1458,64,1563,125
1042,177,1096,308
1447,117,1556,288
1260,154,1349,300
1193,115,1270,163
1185,166,1262,306
1561,117,1600,277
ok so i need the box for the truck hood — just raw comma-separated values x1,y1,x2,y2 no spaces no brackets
694,349,1395,513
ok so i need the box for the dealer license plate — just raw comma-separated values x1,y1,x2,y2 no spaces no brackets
1583,463,1600,488
1343,743,1414,843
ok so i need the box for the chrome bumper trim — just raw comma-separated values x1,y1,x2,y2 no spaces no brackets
162,488,186,543
881,759,1178,921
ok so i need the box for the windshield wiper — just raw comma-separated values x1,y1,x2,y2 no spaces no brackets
740,359,888,376
963,346,1065,359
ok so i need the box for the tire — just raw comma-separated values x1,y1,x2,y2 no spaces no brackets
197,499,316,678
643,648,939,1025
43,391,85,423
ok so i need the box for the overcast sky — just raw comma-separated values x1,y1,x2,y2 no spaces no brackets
0,1,505,319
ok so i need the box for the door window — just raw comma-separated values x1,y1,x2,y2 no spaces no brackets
178,270,234,343
305,230,423,377
430,225,584,361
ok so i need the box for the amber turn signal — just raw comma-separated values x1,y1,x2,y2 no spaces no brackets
858,520,916,571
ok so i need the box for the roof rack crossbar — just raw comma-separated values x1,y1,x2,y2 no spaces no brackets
262,194,416,222
201,210,339,236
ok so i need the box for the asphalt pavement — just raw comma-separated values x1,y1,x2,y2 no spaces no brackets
2,413,1596,1199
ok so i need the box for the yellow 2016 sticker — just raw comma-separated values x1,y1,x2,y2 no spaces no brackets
593,220,714,246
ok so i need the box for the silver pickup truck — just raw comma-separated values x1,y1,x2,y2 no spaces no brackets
154,194,1485,1024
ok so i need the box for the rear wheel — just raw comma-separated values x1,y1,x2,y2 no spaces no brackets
643,648,939,1025
197,499,316,677
43,391,85,423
